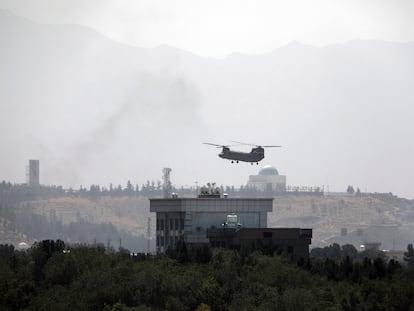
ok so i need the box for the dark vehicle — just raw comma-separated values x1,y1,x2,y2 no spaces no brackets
203,141,280,164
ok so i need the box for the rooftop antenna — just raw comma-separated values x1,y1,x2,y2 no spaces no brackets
162,168,172,198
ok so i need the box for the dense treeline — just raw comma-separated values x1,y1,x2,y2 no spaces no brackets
1,240,414,310
1,180,322,202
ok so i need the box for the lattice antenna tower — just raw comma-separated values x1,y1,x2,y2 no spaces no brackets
162,168,172,198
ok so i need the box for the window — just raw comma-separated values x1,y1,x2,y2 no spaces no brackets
263,232,273,238
180,218,184,230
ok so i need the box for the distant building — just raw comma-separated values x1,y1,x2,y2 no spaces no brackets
247,165,286,192
26,160,40,188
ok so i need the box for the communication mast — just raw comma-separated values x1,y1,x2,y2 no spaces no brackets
162,168,172,198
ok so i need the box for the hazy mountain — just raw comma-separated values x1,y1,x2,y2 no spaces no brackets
0,10,208,187
1,10,414,197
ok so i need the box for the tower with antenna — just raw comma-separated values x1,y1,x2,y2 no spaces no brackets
162,168,172,198
26,160,40,189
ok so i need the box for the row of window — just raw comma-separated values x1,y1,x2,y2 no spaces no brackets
156,217,184,231
156,236,180,247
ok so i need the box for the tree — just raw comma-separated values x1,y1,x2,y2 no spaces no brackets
125,180,133,195
346,185,355,194
342,244,358,260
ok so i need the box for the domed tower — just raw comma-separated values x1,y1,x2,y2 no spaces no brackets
247,165,286,192
259,165,279,176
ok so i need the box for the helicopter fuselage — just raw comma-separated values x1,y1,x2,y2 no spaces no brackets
219,147,265,163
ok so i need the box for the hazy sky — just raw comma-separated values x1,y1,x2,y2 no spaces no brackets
1,1,414,198
1,0,413,57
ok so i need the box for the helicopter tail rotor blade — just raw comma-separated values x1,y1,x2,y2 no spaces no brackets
262,145,281,148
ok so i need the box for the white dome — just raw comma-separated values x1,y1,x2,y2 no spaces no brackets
259,165,279,176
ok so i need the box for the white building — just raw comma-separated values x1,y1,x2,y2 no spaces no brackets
247,165,286,192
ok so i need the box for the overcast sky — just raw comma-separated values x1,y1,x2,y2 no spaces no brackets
1,0,413,57
1,1,414,198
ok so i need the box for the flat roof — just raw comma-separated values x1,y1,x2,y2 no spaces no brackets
150,197,273,213
149,197,274,201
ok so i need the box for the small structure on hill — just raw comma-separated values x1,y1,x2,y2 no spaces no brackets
247,165,286,192
26,159,40,189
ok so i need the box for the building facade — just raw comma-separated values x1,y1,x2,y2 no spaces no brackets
150,196,273,253
207,227,313,258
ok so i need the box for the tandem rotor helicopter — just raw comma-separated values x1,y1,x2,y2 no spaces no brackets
203,141,281,165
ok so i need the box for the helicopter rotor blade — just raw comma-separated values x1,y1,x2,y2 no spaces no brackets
231,141,281,148
230,140,257,147
203,142,228,148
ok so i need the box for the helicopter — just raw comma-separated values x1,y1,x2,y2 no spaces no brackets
203,141,281,165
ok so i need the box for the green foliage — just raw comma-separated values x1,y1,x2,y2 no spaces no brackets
347,185,355,194
311,243,359,260
1,240,414,310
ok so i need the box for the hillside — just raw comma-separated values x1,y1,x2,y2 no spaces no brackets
2,191,414,252
270,194,414,250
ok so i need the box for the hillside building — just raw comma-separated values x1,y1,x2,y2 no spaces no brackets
247,165,286,192
26,160,40,188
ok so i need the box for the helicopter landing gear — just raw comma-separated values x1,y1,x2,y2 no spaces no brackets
236,160,239,163
231,160,234,163
256,162,259,165
250,162,253,165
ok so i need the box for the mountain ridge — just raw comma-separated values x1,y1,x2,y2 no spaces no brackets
1,9,413,199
